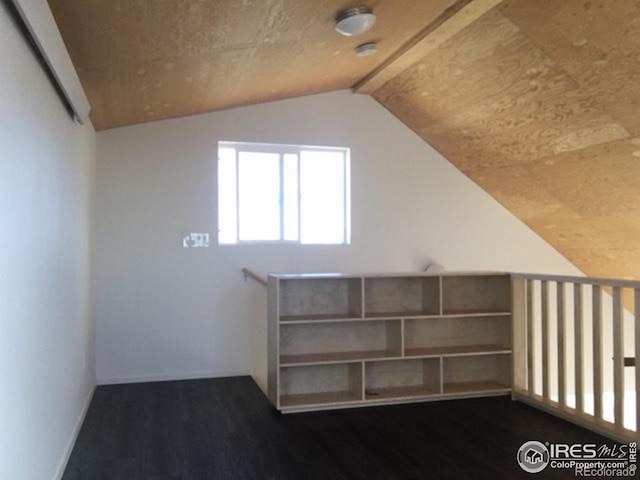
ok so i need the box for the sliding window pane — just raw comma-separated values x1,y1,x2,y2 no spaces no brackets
283,154,299,241
300,150,346,244
238,151,280,241
218,147,237,244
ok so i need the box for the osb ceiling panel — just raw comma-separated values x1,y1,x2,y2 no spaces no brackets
47,0,457,130
373,0,640,281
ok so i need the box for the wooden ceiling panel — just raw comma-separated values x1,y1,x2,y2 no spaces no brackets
527,143,640,218
500,0,640,135
375,10,630,170
467,165,563,221
48,0,458,129
372,1,640,280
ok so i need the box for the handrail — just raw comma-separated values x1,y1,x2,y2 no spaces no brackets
242,268,267,287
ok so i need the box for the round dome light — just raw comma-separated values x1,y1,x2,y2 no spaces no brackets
335,7,376,37
355,42,377,57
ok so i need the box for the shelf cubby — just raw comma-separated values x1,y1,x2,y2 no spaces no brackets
442,354,510,395
364,358,441,400
404,315,511,358
441,274,510,315
280,320,401,366
279,277,362,322
364,276,439,318
279,363,363,409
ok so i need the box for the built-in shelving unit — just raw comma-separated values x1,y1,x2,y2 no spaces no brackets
267,272,512,412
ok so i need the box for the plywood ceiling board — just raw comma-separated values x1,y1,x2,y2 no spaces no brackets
500,0,640,135
415,75,603,138
465,143,640,282
466,164,564,221
525,143,640,218
467,138,640,221
427,114,626,170
375,9,629,170
371,2,640,282
48,0,460,129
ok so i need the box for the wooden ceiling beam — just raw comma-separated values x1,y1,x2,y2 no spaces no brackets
353,0,504,94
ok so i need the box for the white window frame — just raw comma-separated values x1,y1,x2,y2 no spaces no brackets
218,141,351,245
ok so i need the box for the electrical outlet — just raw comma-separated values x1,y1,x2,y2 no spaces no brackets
182,233,210,248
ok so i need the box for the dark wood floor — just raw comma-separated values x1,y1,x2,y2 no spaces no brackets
63,376,615,480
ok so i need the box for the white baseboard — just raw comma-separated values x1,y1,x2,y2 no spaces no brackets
53,385,95,480
97,369,249,386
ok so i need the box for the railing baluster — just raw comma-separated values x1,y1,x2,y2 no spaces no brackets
593,285,603,420
612,287,624,430
542,281,550,400
557,282,566,407
513,274,640,442
512,278,528,392
527,280,535,396
574,284,584,414
635,288,640,434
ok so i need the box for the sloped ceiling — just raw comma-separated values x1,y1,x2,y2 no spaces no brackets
47,0,459,130
369,0,640,281
48,0,639,282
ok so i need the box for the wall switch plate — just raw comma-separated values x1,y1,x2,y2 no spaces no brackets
182,233,210,248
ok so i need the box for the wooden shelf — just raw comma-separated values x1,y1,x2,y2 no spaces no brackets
365,385,439,401
443,380,510,395
280,391,362,408
441,310,511,317
280,349,400,366
404,344,511,358
280,313,362,323
361,311,511,320
364,311,436,319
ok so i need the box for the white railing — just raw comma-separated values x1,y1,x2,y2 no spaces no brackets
512,273,639,442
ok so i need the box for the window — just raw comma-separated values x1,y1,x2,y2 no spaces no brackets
218,142,351,245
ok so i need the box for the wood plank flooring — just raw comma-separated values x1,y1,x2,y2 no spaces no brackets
63,376,616,479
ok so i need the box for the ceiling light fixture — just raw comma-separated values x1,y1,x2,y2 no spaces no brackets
335,6,376,37
355,42,377,57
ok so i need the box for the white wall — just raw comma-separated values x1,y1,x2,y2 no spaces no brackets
0,4,96,480
96,89,583,389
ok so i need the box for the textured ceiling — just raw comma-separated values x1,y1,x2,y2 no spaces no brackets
372,0,640,282
47,0,458,130
48,0,640,282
